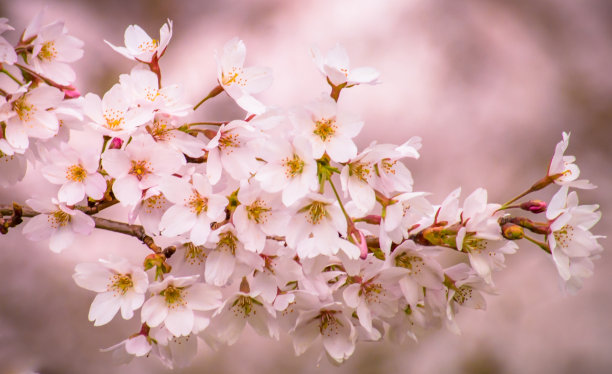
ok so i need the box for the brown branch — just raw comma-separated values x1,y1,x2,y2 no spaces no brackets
1,203,164,253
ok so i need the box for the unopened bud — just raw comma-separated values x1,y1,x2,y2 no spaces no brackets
502,223,524,240
62,86,81,98
109,137,123,149
520,200,547,213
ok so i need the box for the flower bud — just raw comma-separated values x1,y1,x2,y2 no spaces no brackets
502,223,524,240
520,200,547,213
62,86,81,99
109,137,123,149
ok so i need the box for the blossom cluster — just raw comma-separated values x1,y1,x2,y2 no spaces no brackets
0,12,604,369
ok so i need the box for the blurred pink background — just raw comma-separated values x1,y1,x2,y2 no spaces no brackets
1,0,611,373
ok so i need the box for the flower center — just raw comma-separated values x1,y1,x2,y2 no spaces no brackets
147,120,173,142
282,154,305,178
13,95,35,122
300,201,329,225
161,285,187,308
313,118,337,142
103,109,126,130
553,225,574,249
318,310,341,335
184,242,206,265
453,285,474,305
231,295,261,317
218,132,241,154
217,231,238,254
186,191,208,215
143,194,167,214
395,253,424,276
221,67,245,86
246,199,271,224
361,282,385,304
144,87,162,102
38,41,58,62
381,159,397,175
66,164,87,182
130,160,151,180
463,237,488,254
138,39,158,52
349,161,371,182
108,274,133,295
48,210,71,228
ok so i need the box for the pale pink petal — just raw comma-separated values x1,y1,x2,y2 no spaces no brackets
141,296,168,327
58,181,85,205
89,291,122,326
185,283,222,311
159,204,196,237
49,227,75,253
113,175,142,206
165,307,194,336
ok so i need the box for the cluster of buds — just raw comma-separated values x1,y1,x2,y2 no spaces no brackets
0,12,604,369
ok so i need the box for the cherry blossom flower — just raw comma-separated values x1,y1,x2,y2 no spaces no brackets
73,257,149,325
22,197,94,253
144,114,205,158
25,17,84,85
158,173,228,245
546,186,603,293
386,241,444,307
232,182,290,252
370,137,421,195
205,119,262,184
311,44,380,86
120,68,191,116
455,188,518,285
105,20,173,63
255,136,318,206
342,257,404,333
0,142,28,187
153,329,199,369
83,83,152,136
443,263,495,334
128,187,171,235
1,84,63,150
0,18,17,65
340,139,421,214
291,97,363,162
290,303,357,363
102,334,153,362
216,38,272,114
141,275,222,337
208,292,278,345
203,224,261,287
547,132,595,189
102,134,184,206
40,144,106,205
379,191,432,253
285,193,360,259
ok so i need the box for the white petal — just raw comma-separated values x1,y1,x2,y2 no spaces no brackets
165,307,194,336
89,292,121,326
141,296,168,327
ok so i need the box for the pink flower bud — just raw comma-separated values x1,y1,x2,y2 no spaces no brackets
520,200,547,213
350,230,368,259
109,137,123,149
62,86,81,98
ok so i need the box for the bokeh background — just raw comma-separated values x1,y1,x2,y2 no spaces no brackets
1,0,611,373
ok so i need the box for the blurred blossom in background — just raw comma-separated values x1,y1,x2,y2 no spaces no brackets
1,0,611,373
